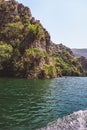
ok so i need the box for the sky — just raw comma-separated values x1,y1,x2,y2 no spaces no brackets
17,0,87,48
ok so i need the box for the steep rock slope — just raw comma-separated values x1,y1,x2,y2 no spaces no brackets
0,0,82,78
78,56,87,76
72,49,87,75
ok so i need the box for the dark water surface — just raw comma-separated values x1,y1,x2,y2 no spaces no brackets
0,77,87,130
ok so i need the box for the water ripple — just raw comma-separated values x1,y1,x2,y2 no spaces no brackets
0,77,87,130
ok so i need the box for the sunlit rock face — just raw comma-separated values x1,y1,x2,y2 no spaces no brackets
0,0,83,78
37,110,87,130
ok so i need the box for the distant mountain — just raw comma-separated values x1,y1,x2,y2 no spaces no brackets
72,49,87,58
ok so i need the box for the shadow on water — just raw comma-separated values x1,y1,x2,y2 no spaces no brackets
0,77,87,130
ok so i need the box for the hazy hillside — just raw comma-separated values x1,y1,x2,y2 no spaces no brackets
72,49,87,58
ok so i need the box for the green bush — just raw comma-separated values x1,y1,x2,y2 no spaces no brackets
1,22,24,40
42,64,56,78
0,42,13,61
24,23,45,41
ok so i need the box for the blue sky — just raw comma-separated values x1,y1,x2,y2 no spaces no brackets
18,0,87,48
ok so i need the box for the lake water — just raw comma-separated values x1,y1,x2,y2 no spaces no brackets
0,77,87,130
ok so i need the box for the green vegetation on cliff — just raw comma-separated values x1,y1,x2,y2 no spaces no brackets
0,0,83,78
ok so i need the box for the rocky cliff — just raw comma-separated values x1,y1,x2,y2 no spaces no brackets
72,49,87,75
0,0,83,78
78,56,87,76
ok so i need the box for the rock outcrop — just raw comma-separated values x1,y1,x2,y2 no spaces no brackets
0,0,83,78
37,110,87,130
72,49,87,75
78,56,87,76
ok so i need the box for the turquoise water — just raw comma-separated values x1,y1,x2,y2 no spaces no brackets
0,77,87,130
